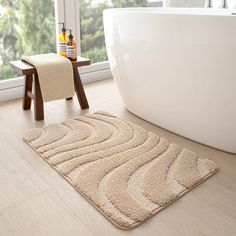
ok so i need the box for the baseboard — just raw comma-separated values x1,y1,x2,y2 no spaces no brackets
0,68,112,103
0,86,25,102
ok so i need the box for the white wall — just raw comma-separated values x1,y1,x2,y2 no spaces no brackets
163,0,236,8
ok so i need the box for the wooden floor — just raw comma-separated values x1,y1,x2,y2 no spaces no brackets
0,79,236,236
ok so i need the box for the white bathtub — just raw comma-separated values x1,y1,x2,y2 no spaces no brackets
103,8,236,154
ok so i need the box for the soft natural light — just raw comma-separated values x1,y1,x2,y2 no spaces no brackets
0,0,162,82
0,0,56,81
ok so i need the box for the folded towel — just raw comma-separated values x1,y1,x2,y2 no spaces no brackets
22,53,74,102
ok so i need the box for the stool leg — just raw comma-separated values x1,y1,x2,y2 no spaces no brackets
34,73,44,121
73,68,89,109
23,74,33,110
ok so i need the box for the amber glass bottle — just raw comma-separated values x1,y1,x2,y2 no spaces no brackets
66,30,77,61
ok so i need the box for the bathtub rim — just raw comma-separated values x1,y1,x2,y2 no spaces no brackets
103,7,236,17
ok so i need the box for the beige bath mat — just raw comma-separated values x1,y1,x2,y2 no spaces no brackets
23,111,217,230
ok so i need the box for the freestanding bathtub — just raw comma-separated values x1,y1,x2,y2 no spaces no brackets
103,8,236,154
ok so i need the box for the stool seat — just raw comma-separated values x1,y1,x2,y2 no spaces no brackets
10,56,90,121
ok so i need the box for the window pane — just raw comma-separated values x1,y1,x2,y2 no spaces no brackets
80,0,162,63
0,0,56,81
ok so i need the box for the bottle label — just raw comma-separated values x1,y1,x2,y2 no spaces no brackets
66,45,76,58
59,42,67,53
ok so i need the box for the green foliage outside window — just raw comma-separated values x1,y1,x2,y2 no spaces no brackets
0,0,56,80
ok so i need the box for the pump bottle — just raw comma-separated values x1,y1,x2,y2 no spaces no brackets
58,23,69,57
66,29,77,61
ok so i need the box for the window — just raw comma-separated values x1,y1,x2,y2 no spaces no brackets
0,0,56,81
80,0,163,64
0,0,162,101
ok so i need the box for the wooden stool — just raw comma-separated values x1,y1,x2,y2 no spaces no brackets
10,57,90,121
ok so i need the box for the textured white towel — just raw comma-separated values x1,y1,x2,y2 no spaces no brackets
22,53,74,102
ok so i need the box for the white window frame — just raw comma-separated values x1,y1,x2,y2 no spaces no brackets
0,0,111,102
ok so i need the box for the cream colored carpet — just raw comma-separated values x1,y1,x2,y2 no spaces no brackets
23,111,218,230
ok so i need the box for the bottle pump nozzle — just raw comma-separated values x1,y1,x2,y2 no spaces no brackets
58,22,66,33
68,29,73,40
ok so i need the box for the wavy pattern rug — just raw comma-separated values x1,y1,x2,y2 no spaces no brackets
23,111,218,230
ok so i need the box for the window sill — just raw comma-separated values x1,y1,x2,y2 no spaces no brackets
0,64,112,102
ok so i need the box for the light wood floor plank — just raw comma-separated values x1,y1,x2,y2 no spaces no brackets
0,191,91,236
0,135,48,210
